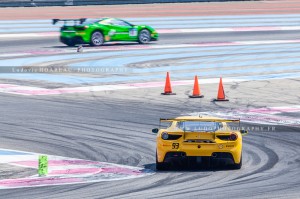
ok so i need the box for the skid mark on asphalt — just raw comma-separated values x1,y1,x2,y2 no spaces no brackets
188,106,300,127
0,148,153,189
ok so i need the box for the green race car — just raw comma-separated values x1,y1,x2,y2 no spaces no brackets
52,17,159,46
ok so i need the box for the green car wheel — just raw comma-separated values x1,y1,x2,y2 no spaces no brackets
90,31,104,46
138,29,151,44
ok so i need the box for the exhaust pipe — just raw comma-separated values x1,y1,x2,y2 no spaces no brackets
212,153,217,158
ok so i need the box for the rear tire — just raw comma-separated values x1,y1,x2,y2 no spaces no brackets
232,155,242,170
90,31,104,46
156,152,168,171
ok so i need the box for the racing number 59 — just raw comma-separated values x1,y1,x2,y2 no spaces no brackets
172,143,179,149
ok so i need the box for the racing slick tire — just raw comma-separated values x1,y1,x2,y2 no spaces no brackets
156,152,168,171
138,29,151,44
232,155,242,170
90,31,104,46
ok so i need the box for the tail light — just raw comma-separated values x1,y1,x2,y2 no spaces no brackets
75,26,89,30
161,132,169,140
230,133,238,141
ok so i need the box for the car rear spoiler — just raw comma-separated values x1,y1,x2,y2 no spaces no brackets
52,18,87,25
160,118,240,123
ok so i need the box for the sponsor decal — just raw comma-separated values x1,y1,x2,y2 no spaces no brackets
129,29,138,37
108,29,116,36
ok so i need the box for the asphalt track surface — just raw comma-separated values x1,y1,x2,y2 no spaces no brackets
1,3,300,199
0,81,300,199
2,30,300,53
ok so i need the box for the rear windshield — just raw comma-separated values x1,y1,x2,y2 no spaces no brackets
82,19,101,25
177,121,222,132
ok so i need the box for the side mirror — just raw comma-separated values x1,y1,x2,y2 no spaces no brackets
152,128,159,134
240,130,248,135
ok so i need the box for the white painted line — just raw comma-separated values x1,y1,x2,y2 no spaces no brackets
238,40,300,45
0,32,59,38
0,84,49,96
0,53,31,57
0,155,37,164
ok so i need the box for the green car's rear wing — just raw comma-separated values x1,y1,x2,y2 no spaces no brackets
52,18,86,25
159,118,240,123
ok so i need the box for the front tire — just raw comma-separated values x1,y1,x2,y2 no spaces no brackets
90,31,104,46
138,29,151,44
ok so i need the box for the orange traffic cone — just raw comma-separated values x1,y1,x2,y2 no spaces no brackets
189,75,204,98
213,77,229,101
161,72,176,95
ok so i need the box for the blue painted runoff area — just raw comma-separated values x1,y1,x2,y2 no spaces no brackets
0,149,30,155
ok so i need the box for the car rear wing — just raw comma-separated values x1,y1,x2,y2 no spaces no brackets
160,118,240,123
154,118,247,136
52,18,87,25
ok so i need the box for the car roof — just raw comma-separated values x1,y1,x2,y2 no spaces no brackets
100,17,123,20
173,116,222,120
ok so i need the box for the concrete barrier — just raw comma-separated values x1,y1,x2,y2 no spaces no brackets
0,0,251,7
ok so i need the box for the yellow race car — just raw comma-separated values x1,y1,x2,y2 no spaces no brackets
152,116,248,170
